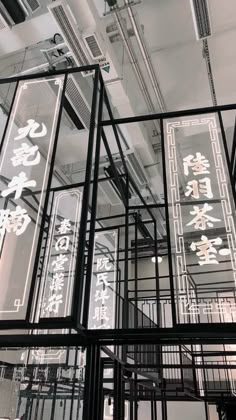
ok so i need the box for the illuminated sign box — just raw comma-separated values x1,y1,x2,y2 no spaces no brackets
0,77,64,321
88,229,118,330
165,115,236,323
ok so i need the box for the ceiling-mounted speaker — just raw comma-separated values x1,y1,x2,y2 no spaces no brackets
190,0,211,40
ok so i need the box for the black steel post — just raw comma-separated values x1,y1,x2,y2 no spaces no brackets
114,360,124,420
103,87,128,176
134,213,138,329
82,344,102,420
72,65,100,327
218,111,236,207
82,74,104,328
154,219,160,327
123,174,130,331
161,391,168,420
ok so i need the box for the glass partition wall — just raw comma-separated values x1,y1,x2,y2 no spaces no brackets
0,66,236,419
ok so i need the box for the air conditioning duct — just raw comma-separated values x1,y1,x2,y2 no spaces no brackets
125,149,149,187
65,74,91,130
48,0,93,77
47,73,91,131
190,0,211,40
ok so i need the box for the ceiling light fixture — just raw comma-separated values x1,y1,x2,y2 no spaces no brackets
190,0,211,40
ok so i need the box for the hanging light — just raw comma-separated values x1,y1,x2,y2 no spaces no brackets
151,256,162,263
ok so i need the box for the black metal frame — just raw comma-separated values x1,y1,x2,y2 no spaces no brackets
1,65,236,419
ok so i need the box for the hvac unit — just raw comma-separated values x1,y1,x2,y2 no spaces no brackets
48,73,91,131
65,74,91,130
83,33,104,60
124,149,149,187
48,0,93,77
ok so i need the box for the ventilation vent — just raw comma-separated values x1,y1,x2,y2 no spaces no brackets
125,150,148,186
83,33,104,59
0,12,9,29
22,0,40,13
48,1,92,77
0,2,13,28
190,0,211,40
66,75,91,130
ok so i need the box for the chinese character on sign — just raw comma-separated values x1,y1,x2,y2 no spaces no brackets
96,272,109,287
11,143,40,167
0,119,45,240
187,203,221,230
93,306,109,322
190,235,222,265
185,177,213,199
55,236,70,251
95,289,109,304
50,272,65,292
1,172,36,199
52,254,68,272
58,219,72,234
43,216,72,318
97,257,112,271
183,153,210,176
0,205,31,236
45,294,63,314
14,119,47,140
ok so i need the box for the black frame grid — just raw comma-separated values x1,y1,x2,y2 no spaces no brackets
0,66,236,420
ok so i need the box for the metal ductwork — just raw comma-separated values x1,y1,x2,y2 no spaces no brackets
48,0,93,77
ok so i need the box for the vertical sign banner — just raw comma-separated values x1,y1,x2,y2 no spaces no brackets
0,77,64,320
88,230,118,330
39,189,82,319
165,115,236,323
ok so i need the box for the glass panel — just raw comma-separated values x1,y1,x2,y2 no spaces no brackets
164,113,236,324
38,188,82,321
0,347,85,420
0,76,64,320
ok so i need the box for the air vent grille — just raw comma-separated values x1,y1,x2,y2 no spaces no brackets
83,34,103,59
23,0,40,13
48,1,92,76
66,76,91,130
0,14,8,30
190,0,211,39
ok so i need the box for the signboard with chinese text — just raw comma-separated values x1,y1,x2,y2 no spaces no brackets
88,230,118,330
0,76,64,320
38,188,82,320
165,115,236,323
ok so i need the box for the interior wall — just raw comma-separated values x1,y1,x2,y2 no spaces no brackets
167,401,206,420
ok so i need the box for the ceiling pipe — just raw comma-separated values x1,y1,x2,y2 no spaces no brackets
124,0,166,112
114,8,158,115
